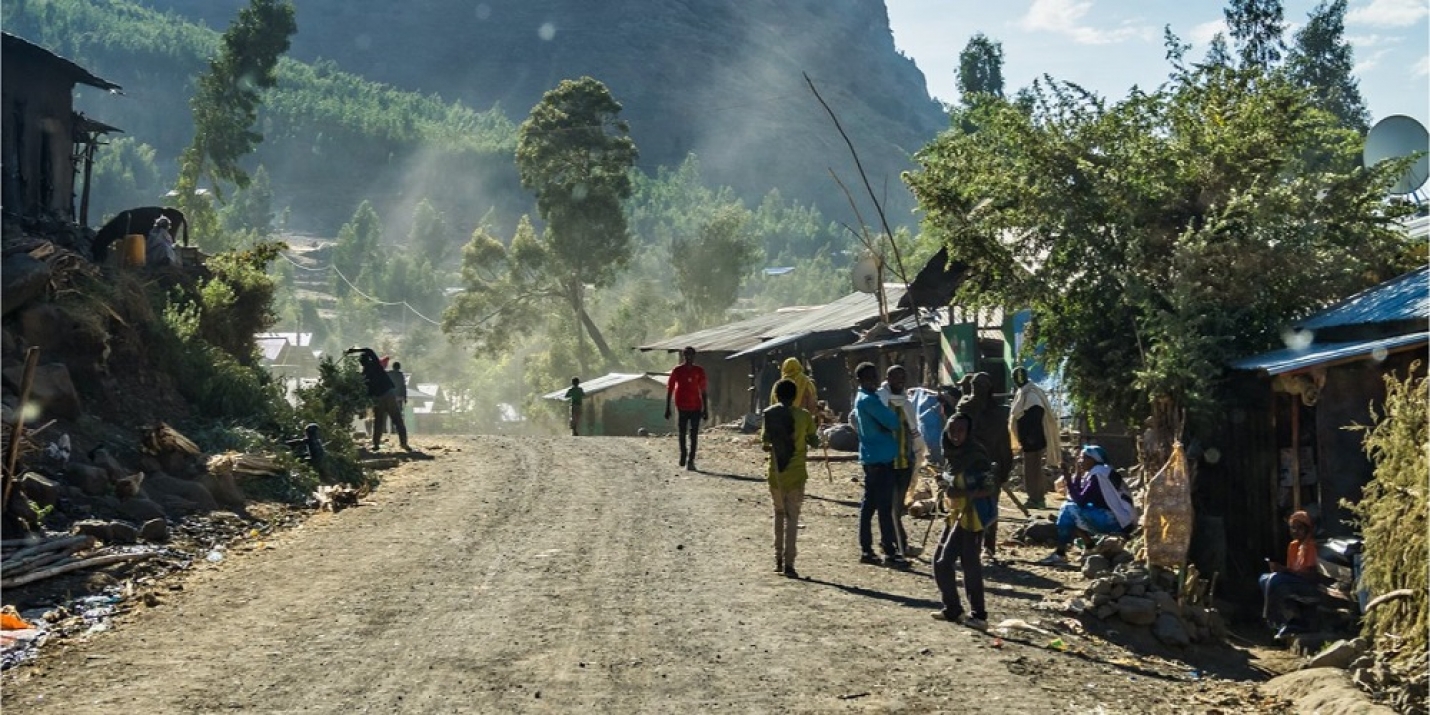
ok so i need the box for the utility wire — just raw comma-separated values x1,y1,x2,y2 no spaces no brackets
276,250,442,326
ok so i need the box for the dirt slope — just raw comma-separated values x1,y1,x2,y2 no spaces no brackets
2,434,1277,713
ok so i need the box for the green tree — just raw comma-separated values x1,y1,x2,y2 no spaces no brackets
671,204,761,327
1204,33,1233,68
1286,0,1368,133
904,63,1415,442
442,216,551,356
220,164,275,235
332,200,381,296
407,199,452,265
514,77,638,371
957,33,1005,103
1225,0,1286,70
90,137,163,221
175,0,296,247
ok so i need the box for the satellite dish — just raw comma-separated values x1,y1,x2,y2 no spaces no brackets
1364,115,1430,195
851,255,880,294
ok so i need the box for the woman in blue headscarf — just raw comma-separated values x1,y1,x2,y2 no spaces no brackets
1038,445,1137,565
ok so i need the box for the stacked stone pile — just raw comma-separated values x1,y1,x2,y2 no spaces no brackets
1075,537,1227,648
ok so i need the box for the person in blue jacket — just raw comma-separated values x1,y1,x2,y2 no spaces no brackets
853,362,910,568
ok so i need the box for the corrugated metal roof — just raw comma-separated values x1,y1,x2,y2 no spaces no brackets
541,372,667,400
2,33,122,91
1296,266,1429,331
639,287,907,355
1230,332,1428,375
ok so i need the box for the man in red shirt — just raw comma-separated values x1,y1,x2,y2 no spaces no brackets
665,346,709,471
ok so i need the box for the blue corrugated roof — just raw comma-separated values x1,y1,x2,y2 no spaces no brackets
1295,266,1429,331
1230,332,1428,375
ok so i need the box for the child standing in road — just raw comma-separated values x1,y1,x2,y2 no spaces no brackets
931,412,995,629
565,377,585,436
762,379,819,578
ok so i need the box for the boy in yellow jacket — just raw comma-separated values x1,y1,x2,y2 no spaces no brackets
762,378,820,578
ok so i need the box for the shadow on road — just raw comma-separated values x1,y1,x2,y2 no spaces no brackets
802,576,943,611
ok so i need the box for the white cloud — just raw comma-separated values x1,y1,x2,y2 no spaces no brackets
1187,19,1226,47
1415,55,1430,78
1355,47,1393,73
1347,0,1430,28
1018,0,1152,45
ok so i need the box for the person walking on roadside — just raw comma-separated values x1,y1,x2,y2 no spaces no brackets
769,357,818,414
762,378,819,578
665,346,709,471
1008,367,1061,509
387,360,408,435
345,347,410,452
956,372,1012,564
565,377,586,436
930,411,995,630
853,362,910,568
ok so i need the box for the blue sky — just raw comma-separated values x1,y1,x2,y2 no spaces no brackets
886,0,1429,129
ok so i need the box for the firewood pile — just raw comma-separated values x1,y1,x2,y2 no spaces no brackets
0,534,155,589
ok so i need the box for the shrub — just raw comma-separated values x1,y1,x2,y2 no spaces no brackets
1351,363,1427,705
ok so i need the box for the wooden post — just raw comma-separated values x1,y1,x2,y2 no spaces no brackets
2,347,41,505
1290,400,1301,512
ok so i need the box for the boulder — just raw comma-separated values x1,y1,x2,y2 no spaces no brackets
72,519,138,545
1116,595,1158,626
1093,603,1117,620
1262,668,1396,715
1109,583,1127,600
194,471,246,511
1,253,51,316
1306,639,1362,670
1,362,82,420
1152,590,1181,615
138,518,169,543
142,472,219,514
117,497,167,523
1018,520,1060,545
1152,612,1191,647
19,472,61,507
1082,554,1111,578
65,464,112,497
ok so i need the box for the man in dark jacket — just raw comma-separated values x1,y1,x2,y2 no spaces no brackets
956,372,1012,562
345,347,410,452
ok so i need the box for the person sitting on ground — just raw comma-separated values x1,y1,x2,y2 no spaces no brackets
1039,445,1137,565
930,411,996,630
1259,510,1321,638
761,378,819,578
145,215,180,267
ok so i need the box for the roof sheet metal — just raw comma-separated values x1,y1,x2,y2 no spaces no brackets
640,287,907,355
1295,266,1429,331
2,33,122,91
636,309,811,353
541,372,667,400
1230,332,1428,375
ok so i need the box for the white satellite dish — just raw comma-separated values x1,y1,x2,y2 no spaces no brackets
1364,115,1430,195
851,255,880,294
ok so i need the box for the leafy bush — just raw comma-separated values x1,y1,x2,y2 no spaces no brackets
1351,363,1428,703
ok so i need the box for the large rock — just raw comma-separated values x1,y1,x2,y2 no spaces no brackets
194,471,246,511
1,253,51,316
19,472,61,507
1152,612,1191,647
72,519,138,545
1306,639,1362,670
142,472,219,514
138,518,169,543
1261,668,1396,714
117,497,167,523
1082,554,1111,578
1151,590,1181,615
1018,519,1060,545
1116,595,1158,626
1,362,82,420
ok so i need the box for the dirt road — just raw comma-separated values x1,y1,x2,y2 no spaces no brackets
3,434,1274,713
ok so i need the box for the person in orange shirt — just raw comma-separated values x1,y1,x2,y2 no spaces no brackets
1258,510,1320,637
665,346,709,471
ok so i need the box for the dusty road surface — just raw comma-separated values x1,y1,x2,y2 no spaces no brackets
3,433,1278,713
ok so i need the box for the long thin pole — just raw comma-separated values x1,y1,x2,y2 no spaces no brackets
3,347,41,505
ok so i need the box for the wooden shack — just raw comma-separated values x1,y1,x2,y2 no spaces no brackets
1,32,122,223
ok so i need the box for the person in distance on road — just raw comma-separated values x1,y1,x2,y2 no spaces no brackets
664,346,709,471
565,377,585,436
344,346,410,452
762,378,819,578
